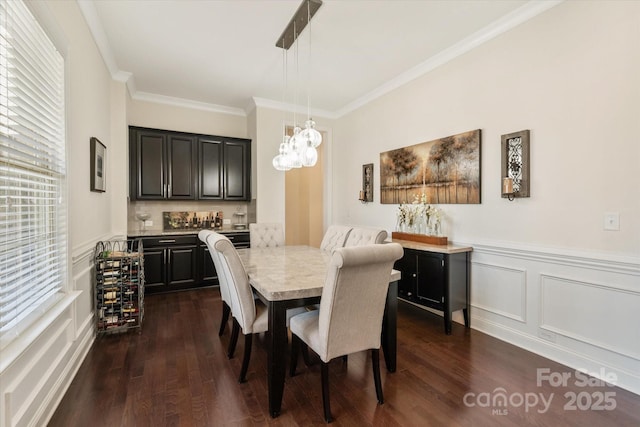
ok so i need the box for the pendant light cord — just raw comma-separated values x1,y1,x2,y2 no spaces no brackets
307,0,311,120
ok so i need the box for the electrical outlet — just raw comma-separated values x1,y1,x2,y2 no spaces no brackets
604,212,619,231
144,220,153,227
223,218,231,225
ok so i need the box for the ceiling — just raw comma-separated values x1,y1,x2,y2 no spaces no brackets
79,0,559,118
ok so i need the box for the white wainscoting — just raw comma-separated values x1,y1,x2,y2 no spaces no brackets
0,241,99,427
472,262,527,323
468,241,640,396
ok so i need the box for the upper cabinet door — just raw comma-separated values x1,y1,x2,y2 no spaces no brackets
134,130,166,199
224,140,251,201
167,134,196,199
198,137,223,199
130,127,250,201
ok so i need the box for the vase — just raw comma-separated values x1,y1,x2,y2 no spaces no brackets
433,221,441,236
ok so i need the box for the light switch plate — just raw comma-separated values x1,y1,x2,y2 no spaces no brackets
223,219,231,225
144,220,153,227
604,212,619,231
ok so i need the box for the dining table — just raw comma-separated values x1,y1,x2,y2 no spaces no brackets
236,245,401,418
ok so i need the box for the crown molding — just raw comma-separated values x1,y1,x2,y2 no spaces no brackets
77,0,124,81
78,0,563,120
252,97,337,120
132,92,246,116
334,0,564,118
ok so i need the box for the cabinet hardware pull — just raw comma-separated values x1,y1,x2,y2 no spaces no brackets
158,239,176,243
412,273,417,278
227,236,235,240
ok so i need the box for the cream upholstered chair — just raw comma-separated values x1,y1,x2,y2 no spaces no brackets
249,223,285,248
343,226,387,247
199,230,231,337
207,232,268,383
289,243,404,423
319,225,353,253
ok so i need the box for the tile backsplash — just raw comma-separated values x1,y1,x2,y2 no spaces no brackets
128,199,256,234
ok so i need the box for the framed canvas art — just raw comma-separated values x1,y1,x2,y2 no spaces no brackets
90,137,106,192
380,129,481,204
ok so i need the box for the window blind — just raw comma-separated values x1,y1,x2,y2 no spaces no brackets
0,0,67,340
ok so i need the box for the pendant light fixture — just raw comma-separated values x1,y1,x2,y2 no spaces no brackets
272,0,323,171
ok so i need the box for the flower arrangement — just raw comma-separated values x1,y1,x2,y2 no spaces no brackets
397,193,442,235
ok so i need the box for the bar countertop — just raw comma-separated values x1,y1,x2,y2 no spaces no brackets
127,227,248,238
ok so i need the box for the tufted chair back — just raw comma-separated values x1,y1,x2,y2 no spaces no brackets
343,226,387,247
249,223,285,248
319,225,353,253
199,230,230,304
288,243,404,422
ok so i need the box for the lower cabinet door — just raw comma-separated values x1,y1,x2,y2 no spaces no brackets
143,247,166,290
395,252,417,300
199,244,217,284
167,245,197,288
416,252,445,306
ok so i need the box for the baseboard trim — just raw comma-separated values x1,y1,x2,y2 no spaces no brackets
472,315,640,396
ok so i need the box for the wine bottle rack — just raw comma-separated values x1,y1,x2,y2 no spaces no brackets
94,239,144,333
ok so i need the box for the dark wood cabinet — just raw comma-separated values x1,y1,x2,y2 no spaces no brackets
130,128,196,200
198,137,251,201
130,126,250,201
394,244,471,334
141,236,198,294
198,241,217,285
167,134,197,199
137,232,250,293
197,231,250,285
142,246,166,287
198,137,223,199
223,140,250,200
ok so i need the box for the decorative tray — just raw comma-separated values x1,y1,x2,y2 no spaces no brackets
391,232,448,246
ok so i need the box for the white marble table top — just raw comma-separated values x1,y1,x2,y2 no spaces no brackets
237,245,401,301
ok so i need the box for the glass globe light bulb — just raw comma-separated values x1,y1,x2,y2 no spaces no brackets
302,119,322,148
291,126,305,153
301,142,318,167
273,154,288,171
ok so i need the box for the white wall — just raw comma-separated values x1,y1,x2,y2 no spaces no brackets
253,105,334,225
127,98,248,138
0,1,125,426
3,3,638,427
254,106,287,223
331,1,640,393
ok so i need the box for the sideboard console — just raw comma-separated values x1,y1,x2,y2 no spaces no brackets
392,239,472,334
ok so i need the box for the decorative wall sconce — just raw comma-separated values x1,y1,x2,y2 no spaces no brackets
501,130,530,201
359,163,374,203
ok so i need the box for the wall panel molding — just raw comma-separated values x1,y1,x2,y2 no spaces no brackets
466,240,640,396
471,242,640,277
72,233,121,264
471,261,527,322
540,273,640,360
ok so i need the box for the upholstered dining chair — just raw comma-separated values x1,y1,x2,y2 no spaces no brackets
343,226,388,247
207,231,269,383
319,225,353,253
249,223,285,248
289,243,404,423
199,230,231,337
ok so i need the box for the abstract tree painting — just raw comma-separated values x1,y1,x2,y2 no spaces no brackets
380,129,481,204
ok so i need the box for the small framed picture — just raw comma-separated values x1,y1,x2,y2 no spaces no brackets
362,163,373,202
90,137,106,192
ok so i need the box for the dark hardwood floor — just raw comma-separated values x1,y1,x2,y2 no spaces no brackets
49,288,639,426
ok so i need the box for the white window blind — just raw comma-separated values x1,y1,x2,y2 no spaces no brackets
0,0,67,341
